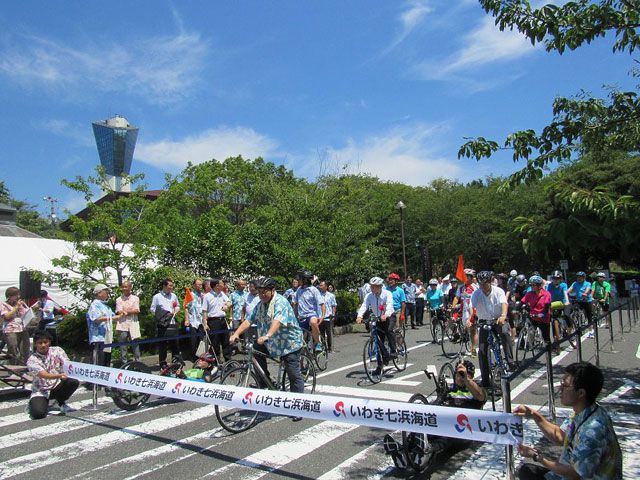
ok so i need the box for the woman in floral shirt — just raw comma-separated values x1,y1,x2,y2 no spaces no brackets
27,330,79,419
1,286,31,364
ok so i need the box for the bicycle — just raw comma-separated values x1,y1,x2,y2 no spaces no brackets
300,326,329,372
515,306,545,364
440,307,470,358
550,302,575,351
429,307,446,345
569,299,590,331
478,319,509,410
400,360,458,472
363,314,407,384
214,335,316,433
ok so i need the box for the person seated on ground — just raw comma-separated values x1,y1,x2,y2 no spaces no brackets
176,352,218,382
26,330,79,419
383,360,486,471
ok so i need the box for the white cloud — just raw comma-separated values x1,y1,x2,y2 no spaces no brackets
136,126,280,170
0,31,210,105
417,16,537,80
32,118,95,147
380,0,433,56
307,123,461,186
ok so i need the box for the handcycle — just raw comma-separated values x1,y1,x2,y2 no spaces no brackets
109,332,240,411
398,358,465,472
515,305,545,364
214,334,316,433
440,306,470,358
363,313,407,384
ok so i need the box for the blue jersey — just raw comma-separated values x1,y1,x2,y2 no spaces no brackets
570,281,592,302
546,282,568,303
385,286,406,311
426,288,444,309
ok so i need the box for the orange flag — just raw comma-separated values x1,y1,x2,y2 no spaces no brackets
455,255,466,283
183,287,194,308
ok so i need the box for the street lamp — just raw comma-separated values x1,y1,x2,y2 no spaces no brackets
42,196,58,225
395,201,407,278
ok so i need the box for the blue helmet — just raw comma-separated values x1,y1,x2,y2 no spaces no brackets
576,271,586,276
529,275,544,285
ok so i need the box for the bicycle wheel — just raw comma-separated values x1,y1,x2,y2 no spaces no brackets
515,326,533,364
431,318,443,345
281,354,316,394
363,337,383,384
438,361,455,386
111,361,151,411
314,337,329,372
401,393,432,472
214,366,260,433
441,321,461,358
393,329,408,371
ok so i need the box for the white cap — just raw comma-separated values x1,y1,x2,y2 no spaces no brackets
93,283,110,294
443,274,450,281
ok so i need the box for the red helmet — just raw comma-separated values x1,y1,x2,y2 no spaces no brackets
387,273,400,280
196,353,216,364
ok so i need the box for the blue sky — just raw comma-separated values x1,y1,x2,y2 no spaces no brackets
0,1,635,220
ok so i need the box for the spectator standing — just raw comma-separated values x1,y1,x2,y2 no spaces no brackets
1,286,30,364
229,280,248,331
150,279,181,369
317,280,337,352
439,274,452,296
402,275,418,330
283,278,300,308
201,278,232,362
87,284,120,367
242,280,261,324
414,279,426,326
114,280,141,363
515,362,622,479
609,274,618,308
183,278,204,361
630,278,639,297
26,330,79,419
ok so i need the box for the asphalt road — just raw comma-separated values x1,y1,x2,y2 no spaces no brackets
2,309,639,480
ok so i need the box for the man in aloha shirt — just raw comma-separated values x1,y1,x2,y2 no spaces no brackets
230,277,305,399
26,330,79,419
87,283,120,367
515,362,622,479
230,279,248,330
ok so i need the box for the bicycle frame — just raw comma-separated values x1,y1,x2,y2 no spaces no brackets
236,337,285,391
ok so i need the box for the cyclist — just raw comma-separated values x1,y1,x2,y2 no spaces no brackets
317,280,337,352
507,274,528,340
446,277,458,308
383,360,486,471
507,269,518,292
546,270,573,352
567,272,593,337
229,277,306,401
294,271,326,352
471,270,511,385
425,278,445,336
385,273,406,331
591,272,611,329
356,276,395,374
450,268,478,356
522,275,552,350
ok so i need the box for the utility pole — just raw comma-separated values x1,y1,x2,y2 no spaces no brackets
42,197,58,225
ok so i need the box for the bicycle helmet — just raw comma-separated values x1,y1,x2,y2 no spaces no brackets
510,269,517,277
476,270,493,283
457,359,475,377
428,278,438,286
597,272,606,278
464,268,476,275
531,271,541,277
551,270,563,279
576,271,586,276
516,274,527,284
196,353,216,364
255,277,277,289
297,270,314,280
529,275,544,285
369,276,384,286
387,272,400,280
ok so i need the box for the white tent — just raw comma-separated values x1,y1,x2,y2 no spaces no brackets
0,237,129,310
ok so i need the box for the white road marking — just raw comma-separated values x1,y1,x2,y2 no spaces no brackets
0,395,114,428
203,421,358,479
600,378,640,406
384,370,427,387
0,404,219,478
317,443,389,480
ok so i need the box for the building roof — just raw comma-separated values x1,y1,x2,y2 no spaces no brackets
0,224,42,238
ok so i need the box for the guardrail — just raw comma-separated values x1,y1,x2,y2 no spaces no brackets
501,296,638,479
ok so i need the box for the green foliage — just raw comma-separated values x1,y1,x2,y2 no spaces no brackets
0,180,61,238
334,290,360,326
56,312,89,353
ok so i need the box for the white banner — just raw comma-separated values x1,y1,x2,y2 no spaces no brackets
64,361,522,445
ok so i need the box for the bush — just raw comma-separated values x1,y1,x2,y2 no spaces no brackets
334,290,359,326
56,312,90,354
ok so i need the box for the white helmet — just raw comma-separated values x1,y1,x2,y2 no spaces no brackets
369,277,384,286
429,278,438,285
510,270,517,277
597,272,606,278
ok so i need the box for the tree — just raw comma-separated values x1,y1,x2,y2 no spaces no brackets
0,180,60,238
